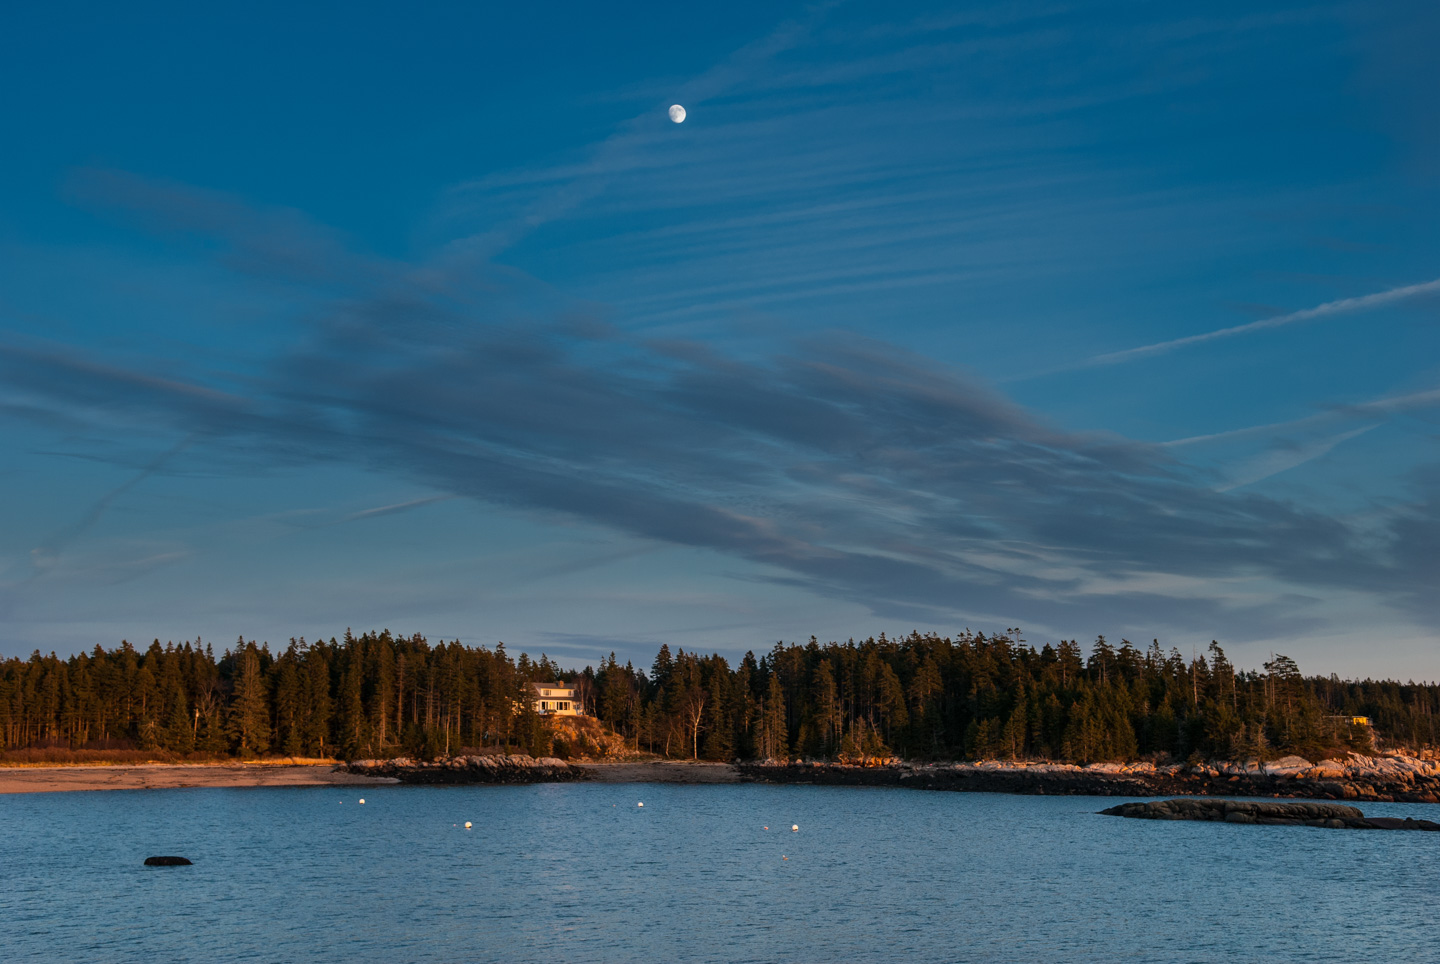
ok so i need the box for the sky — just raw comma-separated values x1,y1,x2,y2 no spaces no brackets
1,1,1437,677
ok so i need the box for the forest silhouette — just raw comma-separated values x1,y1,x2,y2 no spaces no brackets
2,630,1434,763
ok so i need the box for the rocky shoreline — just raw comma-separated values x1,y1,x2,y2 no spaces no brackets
342,750,1440,803
345,754,581,785
739,752,1440,803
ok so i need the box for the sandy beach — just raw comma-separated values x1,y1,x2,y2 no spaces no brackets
0,764,398,794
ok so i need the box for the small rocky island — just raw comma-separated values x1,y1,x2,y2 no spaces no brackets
1101,798,1440,830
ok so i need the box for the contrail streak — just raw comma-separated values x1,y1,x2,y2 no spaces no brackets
1162,385,1440,447
1083,277,1440,369
55,436,194,546
340,494,455,522
24,435,195,582
1216,423,1380,492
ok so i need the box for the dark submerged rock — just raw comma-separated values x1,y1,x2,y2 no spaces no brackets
144,856,193,866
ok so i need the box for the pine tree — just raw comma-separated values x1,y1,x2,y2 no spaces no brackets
338,645,365,757
701,669,732,760
227,645,271,756
812,660,841,755
758,673,788,760
272,649,303,757
163,685,194,753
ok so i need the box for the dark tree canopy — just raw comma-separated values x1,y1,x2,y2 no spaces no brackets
1,630,1434,763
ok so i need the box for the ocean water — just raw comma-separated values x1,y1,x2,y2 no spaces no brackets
2,783,1436,963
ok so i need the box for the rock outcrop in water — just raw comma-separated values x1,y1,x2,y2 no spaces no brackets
1100,798,1440,830
345,754,580,785
738,751,1440,802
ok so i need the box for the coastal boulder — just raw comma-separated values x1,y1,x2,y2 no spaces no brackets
1262,756,1313,778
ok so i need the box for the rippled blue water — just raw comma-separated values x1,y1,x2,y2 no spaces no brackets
2,783,1436,962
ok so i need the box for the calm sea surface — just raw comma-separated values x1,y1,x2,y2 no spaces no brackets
2,782,1436,963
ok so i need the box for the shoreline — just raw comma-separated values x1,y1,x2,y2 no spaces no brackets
0,763,397,794
733,762,1361,801
5,752,1438,802
737,755,1440,803
575,761,741,783
346,751,1440,803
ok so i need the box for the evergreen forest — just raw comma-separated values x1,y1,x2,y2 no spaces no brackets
1,630,1436,763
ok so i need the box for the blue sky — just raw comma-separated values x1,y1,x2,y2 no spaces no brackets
1,1,1437,676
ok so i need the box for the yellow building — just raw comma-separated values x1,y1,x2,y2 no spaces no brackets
530,681,582,716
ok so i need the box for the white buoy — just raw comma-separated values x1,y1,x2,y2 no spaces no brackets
637,802,644,807
464,821,472,829
791,824,798,832
359,798,365,804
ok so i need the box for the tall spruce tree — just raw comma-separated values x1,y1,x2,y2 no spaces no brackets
227,644,271,756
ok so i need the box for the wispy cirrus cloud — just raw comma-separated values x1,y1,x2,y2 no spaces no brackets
3,171,1435,642
435,2,1362,345
6,5,1439,655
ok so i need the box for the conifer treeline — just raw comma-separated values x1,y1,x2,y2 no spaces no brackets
1,630,1436,762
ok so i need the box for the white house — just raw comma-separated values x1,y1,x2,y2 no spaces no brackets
529,681,582,716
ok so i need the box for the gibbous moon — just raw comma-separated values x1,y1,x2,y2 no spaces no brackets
668,104,686,124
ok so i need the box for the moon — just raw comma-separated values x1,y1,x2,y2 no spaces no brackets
668,104,686,124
